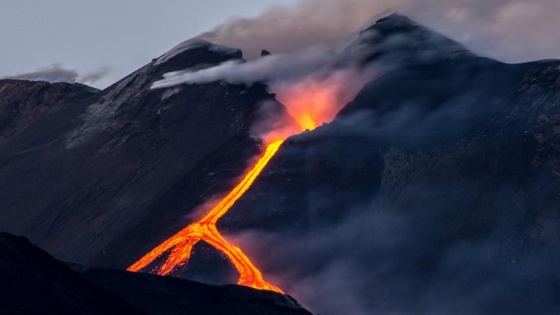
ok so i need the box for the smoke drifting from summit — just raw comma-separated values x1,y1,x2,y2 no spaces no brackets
199,0,560,62
152,30,377,142
152,46,339,88
197,0,384,60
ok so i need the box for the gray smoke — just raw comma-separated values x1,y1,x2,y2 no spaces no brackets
197,0,384,60
5,63,110,85
79,66,111,84
199,0,560,62
148,2,560,313
152,46,339,88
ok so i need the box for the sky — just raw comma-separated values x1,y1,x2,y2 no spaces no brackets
0,0,296,88
3,0,560,88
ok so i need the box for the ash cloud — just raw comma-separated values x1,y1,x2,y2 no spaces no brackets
197,0,384,60
198,0,560,62
5,63,110,85
151,32,377,142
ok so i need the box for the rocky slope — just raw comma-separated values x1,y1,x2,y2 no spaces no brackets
0,232,141,314
0,232,312,315
0,41,284,277
217,14,560,315
0,79,98,146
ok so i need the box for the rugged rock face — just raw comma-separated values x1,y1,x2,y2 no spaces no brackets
84,270,312,315
0,41,281,274
0,79,98,145
0,232,312,315
0,232,141,314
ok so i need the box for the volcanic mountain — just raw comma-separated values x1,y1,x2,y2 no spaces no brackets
1,13,559,315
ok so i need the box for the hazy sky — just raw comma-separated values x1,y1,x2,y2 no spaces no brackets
3,0,560,88
1,0,296,87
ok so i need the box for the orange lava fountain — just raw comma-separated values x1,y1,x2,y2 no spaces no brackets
129,72,360,294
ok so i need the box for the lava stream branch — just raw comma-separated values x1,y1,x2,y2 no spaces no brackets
128,140,284,293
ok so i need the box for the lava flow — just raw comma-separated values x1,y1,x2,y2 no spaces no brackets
128,140,285,293
128,72,359,294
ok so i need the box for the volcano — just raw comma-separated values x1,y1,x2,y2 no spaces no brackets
1,13,560,315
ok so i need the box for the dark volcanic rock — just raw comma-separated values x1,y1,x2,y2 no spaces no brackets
217,14,560,315
0,40,282,274
0,232,141,314
353,13,476,65
0,232,312,315
84,269,312,315
0,79,98,145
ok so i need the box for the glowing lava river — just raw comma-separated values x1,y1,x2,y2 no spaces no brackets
128,140,285,293
127,72,355,293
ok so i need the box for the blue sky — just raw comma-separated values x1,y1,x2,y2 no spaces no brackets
1,0,296,87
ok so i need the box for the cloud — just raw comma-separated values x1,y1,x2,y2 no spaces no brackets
5,63,110,85
6,63,79,83
78,66,111,84
151,32,377,142
197,0,386,60
152,46,339,88
198,0,560,63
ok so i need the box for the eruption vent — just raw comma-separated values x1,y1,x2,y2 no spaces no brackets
128,140,285,292
129,67,361,293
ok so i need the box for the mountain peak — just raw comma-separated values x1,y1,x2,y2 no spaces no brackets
155,39,242,66
356,13,474,64
374,13,416,28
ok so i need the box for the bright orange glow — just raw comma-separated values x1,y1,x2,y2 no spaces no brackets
272,70,366,134
128,141,284,293
128,69,368,294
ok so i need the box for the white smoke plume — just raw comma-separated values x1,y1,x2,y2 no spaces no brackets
145,1,560,314
152,46,339,88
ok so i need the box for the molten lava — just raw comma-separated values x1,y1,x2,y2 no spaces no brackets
129,71,364,293
128,141,285,293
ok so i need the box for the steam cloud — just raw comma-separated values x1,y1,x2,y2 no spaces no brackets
152,34,377,142
5,63,110,85
199,0,560,62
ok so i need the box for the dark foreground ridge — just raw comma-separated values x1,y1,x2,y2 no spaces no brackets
0,232,312,315
0,232,141,314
